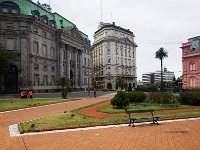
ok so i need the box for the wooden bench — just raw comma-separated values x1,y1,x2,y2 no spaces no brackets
125,109,159,127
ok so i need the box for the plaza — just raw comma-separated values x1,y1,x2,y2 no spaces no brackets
0,92,200,150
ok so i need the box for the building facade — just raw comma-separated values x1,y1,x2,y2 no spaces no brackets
181,36,200,90
0,0,92,93
92,22,137,90
142,68,175,84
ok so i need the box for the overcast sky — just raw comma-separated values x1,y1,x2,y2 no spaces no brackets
34,0,200,80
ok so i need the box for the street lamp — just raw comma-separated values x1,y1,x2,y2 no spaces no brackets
88,72,91,97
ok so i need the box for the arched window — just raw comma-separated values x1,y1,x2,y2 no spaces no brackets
49,20,56,28
189,62,196,71
31,10,40,20
41,15,48,24
190,77,196,87
0,1,20,14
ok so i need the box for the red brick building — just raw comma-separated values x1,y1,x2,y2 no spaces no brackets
181,36,200,90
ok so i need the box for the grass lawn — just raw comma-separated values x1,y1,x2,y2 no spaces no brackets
0,98,76,112
20,102,200,133
97,102,199,114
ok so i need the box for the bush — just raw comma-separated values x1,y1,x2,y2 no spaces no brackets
147,92,174,104
126,91,147,102
179,92,200,105
111,91,129,108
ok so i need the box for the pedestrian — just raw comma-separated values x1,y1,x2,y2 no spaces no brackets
20,91,27,98
29,90,33,99
94,88,96,98
20,91,23,99
61,90,66,99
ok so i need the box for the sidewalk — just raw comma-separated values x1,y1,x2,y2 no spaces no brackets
0,94,200,150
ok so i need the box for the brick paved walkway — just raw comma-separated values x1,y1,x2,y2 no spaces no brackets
1,95,200,150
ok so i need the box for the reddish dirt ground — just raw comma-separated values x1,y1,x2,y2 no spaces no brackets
77,101,200,118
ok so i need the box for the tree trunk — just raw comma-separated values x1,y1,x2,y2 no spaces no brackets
160,59,163,91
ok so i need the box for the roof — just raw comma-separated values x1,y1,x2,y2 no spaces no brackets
95,22,134,35
0,0,90,43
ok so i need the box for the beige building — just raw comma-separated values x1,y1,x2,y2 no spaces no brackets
0,0,92,94
92,22,137,90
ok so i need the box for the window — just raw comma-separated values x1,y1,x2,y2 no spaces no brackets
50,47,54,58
42,45,47,56
190,77,196,87
34,64,39,71
44,19,48,24
41,15,48,24
51,75,55,85
43,75,48,86
33,41,39,53
51,66,55,72
43,65,47,72
107,47,110,55
35,14,39,20
133,51,134,58
2,7,8,13
70,52,72,60
0,2,20,14
88,59,90,66
32,10,40,20
60,20,63,25
6,38,15,50
84,58,86,66
190,63,195,71
11,8,17,14
108,58,111,63
34,74,39,86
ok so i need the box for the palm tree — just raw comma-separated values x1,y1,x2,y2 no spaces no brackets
155,47,168,91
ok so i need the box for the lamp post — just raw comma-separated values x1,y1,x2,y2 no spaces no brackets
88,72,91,97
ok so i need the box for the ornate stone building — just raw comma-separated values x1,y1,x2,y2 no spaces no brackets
92,22,137,90
0,0,92,93
181,36,200,90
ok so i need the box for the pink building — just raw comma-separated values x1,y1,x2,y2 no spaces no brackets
181,36,200,90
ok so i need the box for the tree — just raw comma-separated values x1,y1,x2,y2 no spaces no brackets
116,76,127,90
56,77,72,98
155,47,168,91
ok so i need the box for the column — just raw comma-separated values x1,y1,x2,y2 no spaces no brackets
59,44,65,76
79,51,83,88
66,45,70,79
74,50,78,88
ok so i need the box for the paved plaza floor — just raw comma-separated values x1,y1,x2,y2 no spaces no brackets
0,94,200,150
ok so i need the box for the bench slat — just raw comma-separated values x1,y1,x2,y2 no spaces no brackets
125,109,155,114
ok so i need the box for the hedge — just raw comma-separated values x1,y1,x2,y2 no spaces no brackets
179,92,200,105
126,91,147,102
147,92,174,104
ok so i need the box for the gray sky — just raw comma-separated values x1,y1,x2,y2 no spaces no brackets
34,0,200,80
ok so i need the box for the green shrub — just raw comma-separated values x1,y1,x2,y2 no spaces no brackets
111,91,129,108
179,92,200,105
147,92,174,104
126,91,147,102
